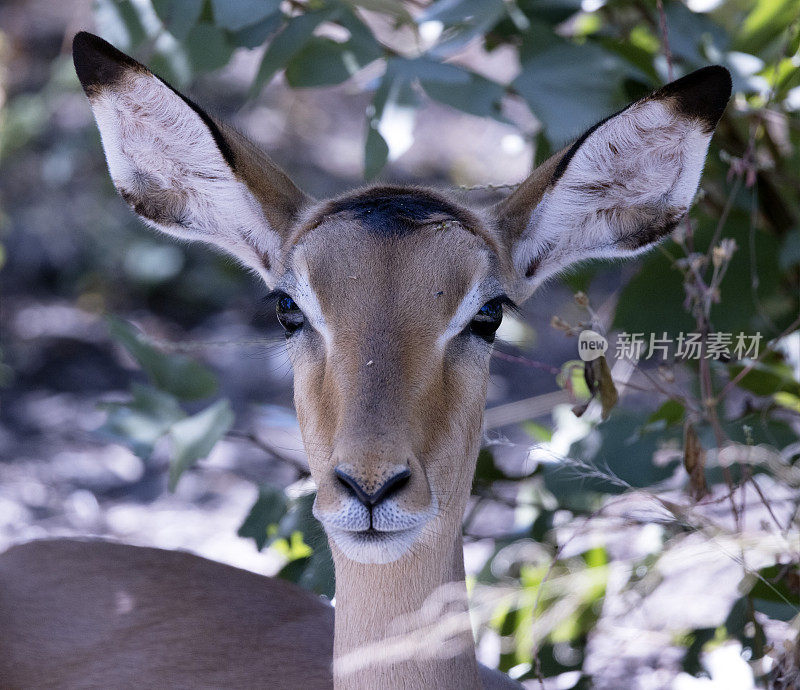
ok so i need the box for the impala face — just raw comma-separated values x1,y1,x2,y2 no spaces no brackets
277,192,509,563
72,32,730,566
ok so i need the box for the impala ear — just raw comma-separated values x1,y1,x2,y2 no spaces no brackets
72,31,309,286
495,66,732,302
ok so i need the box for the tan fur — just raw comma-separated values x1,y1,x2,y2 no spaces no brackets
0,33,729,690
0,539,335,689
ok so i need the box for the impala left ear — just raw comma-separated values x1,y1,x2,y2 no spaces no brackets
496,66,732,302
72,31,310,286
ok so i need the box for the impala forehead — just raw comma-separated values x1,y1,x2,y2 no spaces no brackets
285,217,496,333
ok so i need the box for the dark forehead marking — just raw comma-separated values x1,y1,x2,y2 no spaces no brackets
302,185,482,237
324,189,472,234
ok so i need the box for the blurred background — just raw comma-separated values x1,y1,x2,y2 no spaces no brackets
0,0,798,688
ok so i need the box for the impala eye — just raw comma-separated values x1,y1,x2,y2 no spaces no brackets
276,293,304,335
469,297,505,343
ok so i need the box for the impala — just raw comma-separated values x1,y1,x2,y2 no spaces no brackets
0,32,730,690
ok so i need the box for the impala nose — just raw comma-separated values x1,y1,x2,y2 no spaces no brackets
334,465,411,509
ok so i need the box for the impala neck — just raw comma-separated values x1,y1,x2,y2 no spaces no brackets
331,524,481,690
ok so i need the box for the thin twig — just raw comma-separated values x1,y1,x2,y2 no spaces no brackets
228,430,311,478
492,350,560,375
655,0,674,82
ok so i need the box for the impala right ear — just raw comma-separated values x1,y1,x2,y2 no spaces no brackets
72,31,309,286
496,66,731,303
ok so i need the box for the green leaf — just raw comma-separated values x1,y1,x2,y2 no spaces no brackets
779,229,800,270
420,0,506,58
524,421,552,443
392,56,472,84
342,0,414,25
336,8,384,66
729,359,800,397
663,2,729,67
94,0,146,50
238,484,290,550
251,8,339,93
514,0,583,27
720,413,796,450
774,392,800,414
747,564,800,615
647,400,685,427
168,399,234,491
364,124,389,180
472,448,506,489
298,546,336,598
613,248,694,339
98,383,186,458
285,38,354,88
556,360,591,401
513,41,640,145
210,0,282,31
272,493,335,598
421,72,505,119
152,0,205,40
230,11,284,48
545,413,680,505
277,553,312,582
108,317,218,400
735,0,800,55
184,22,235,72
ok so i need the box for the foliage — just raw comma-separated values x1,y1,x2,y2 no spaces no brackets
99,317,232,488
72,0,800,686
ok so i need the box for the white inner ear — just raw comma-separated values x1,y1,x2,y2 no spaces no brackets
90,71,278,283
514,99,712,289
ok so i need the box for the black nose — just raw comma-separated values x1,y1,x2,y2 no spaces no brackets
334,466,411,509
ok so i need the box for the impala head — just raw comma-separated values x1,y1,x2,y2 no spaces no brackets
73,32,730,565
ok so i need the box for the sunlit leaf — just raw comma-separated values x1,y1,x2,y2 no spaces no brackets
774,391,800,414
556,360,591,401
270,492,335,598
735,0,800,55
168,399,234,491
420,0,506,58
98,383,185,458
524,421,553,443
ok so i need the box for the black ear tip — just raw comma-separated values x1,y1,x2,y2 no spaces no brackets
691,64,733,96
72,31,143,95
658,65,732,129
